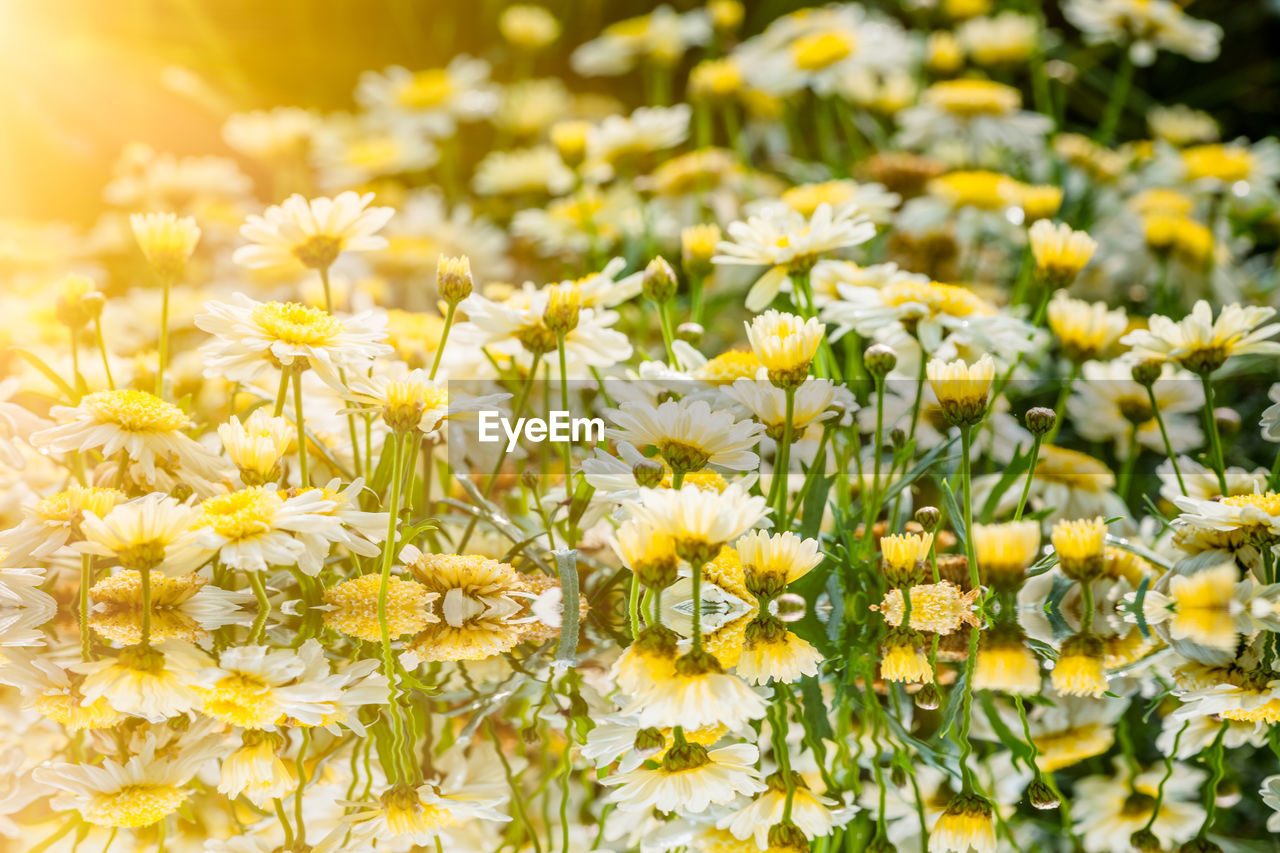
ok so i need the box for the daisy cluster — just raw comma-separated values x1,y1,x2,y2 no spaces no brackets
0,2,1278,852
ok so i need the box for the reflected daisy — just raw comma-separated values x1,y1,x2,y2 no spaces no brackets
602,741,764,815
34,737,218,828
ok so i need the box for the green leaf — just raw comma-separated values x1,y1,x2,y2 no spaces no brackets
13,347,78,403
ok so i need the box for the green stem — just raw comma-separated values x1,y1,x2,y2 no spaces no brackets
1143,720,1189,831
155,273,173,398
1116,424,1141,506
1042,362,1079,446
1198,721,1229,839
247,570,270,645
292,368,309,487
959,425,979,590
69,326,82,388
627,574,641,639
772,388,796,526
1198,372,1229,495
1147,385,1188,496
319,266,335,314
94,317,115,389
79,555,93,660
785,421,832,528
273,369,290,418
556,334,574,544
1014,434,1044,521
957,644,979,792
690,558,705,651
139,567,152,648
429,301,458,381
294,727,310,846
1096,49,1134,144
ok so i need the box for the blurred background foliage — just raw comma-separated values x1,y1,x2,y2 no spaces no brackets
2,0,1278,222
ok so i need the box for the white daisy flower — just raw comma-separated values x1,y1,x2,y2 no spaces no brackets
34,736,221,828
196,293,393,387
456,282,633,374
606,397,765,474
1063,0,1221,66
1067,359,1203,456
73,641,209,721
713,202,876,312
623,483,769,564
0,485,125,566
192,485,339,575
721,377,848,437
355,56,499,136
1120,300,1280,374
232,191,394,272
0,568,58,648
76,492,206,575
195,640,351,730
601,742,764,815
32,391,229,493
719,778,840,848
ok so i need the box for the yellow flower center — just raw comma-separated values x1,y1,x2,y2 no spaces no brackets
81,390,188,433
198,488,281,540
1222,698,1280,724
346,135,403,170
1182,144,1252,183
396,68,454,110
35,486,124,523
35,692,122,731
925,79,1021,116
324,574,435,642
790,31,856,71
250,301,343,345
1220,492,1280,516
928,171,1010,210
882,280,993,318
673,468,729,493
696,350,764,384
202,673,282,728
84,784,189,828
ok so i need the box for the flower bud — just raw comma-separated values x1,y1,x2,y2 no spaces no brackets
681,224,721,277
1129,829,1161,852
766,822,810,852
437,255,474,304
521,469,541,492
633,727,665,757
915,682,941,710
1025,406,1056,437
642,256,678,304
864,343,898,378
543,284,581,336
1131,358,1162,388
55,274,103,330
1177,839,1224,853
1027,779,1059,810
549,120,590,170
915,506,941,532
633,457,665,489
